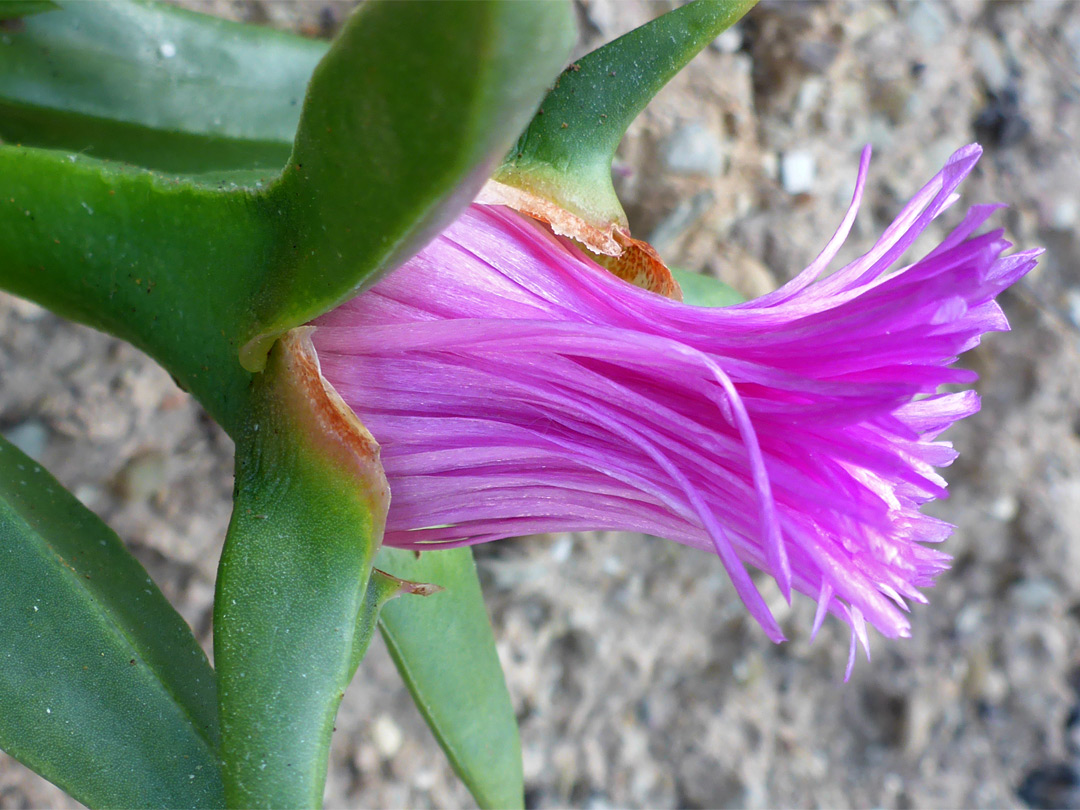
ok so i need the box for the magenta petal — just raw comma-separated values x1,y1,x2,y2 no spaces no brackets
312,145,1037,668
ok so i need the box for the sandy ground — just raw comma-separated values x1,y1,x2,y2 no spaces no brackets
2,1,1080,808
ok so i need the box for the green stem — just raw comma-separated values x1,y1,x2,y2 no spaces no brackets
214,331,388,808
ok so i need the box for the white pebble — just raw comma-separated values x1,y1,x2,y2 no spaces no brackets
780,150,817,195
989,494,1019,522
551,534,574,563
372,715,403,758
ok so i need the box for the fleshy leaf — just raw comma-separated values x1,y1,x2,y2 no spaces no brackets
0,435,223,809
0,2,56,20
240,0,576,370
0,146,271,435
495,0,757,234
0,0,322,172
215,330,389,809
671,267,746,307
378,547,523,810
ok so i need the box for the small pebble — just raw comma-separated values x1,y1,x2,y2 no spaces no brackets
780,150,817,195
1017,763,1080,810
551,535,574,563
1051,197,1078,231
1009,577,1060,610
983,669,1009,703
955,603,984,637
974,88,1030,149
74,483,103,509
372,715,403,758
1065,706,1080,756
601,555,625,577
660,122,724,177
0,292,47,320
1066,290,1080,329
989,494,1019,522
711,26,742,54
114,449,168,502
906,1,947,46
2,420,48,461
971,35,1009,91
579,0,619,36
648,190,715,254
796,40,839,74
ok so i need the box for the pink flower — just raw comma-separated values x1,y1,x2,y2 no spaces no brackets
312,145,1039,674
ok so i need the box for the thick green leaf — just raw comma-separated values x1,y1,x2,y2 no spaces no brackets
0,0,323,172
240,0,576,369
0,1,57,19
671,267,745,307
0,146,272,434
215,331,388,809
378,547,523,810
0,436,222,809
496,0,757,230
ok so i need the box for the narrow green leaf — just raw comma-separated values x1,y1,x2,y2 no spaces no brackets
671,267,745,307
240,0,576,370
0,0,323,172
496,0,757,229
378,547,523,810
0,436,222,809
215,331,388,809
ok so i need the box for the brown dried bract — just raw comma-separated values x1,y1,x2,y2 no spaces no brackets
593,232,683,302
372,568,444,598
477,179,622,256
278,328,390,523
476,179,682,301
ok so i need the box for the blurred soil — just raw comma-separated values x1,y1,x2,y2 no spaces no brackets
3,1,1080,808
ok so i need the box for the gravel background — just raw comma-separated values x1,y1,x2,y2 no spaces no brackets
2,1,1080,808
